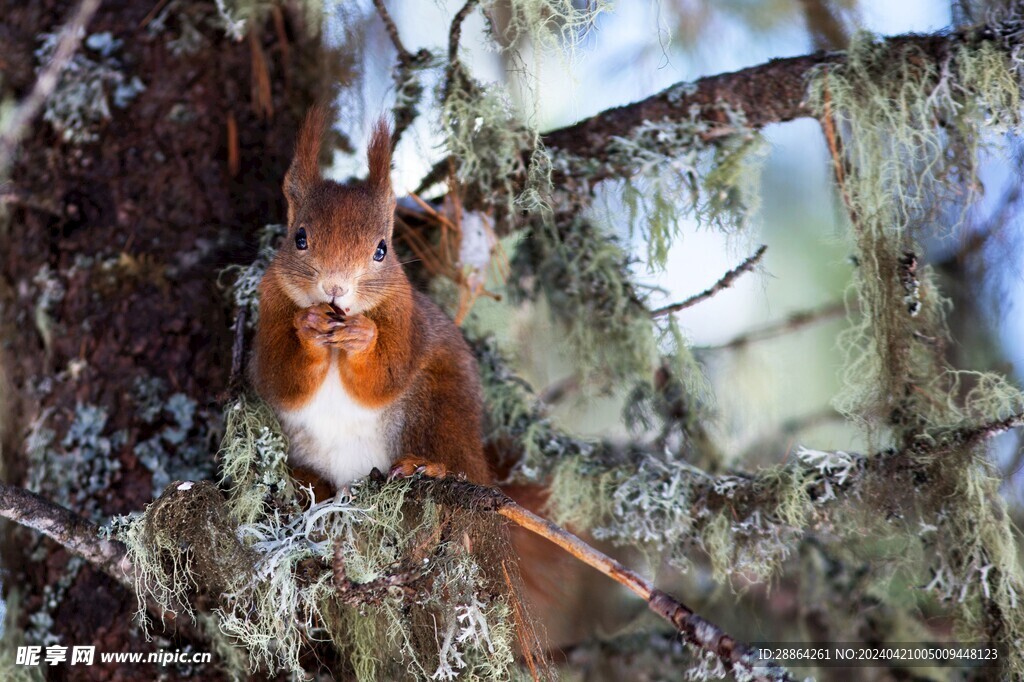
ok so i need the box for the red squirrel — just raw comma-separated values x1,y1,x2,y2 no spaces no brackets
253,108,599,652
251,106,492,490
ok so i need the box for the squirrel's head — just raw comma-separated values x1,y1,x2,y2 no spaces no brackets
274,106,399,315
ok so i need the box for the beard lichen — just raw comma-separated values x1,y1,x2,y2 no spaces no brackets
440,72,540,224
594,109,766,269
482,0,609,56
808,28,1024,676
508,215,657,387
118,393,526,680
475,331,831,582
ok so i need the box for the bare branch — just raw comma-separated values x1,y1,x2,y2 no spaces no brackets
372,0,415,63
418,477,796,681
0,481,129,583
414,24,1014,197
700,300,847,351
444,0,480,102
0,0,102,175
651,245,767,318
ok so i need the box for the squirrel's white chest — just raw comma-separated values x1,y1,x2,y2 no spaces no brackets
278,360,393,488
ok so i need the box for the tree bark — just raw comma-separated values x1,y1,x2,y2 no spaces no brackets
0,1,320,676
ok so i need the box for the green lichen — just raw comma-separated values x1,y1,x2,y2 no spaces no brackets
440,75,536,219
597,110,766,268
217,393,291,525
483,0,609,55
808,30,1024,676
548,450,815,581
509,215,656,387
475,332,832,581
119,394,525,679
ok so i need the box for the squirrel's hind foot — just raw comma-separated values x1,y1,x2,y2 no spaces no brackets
387,456,448,482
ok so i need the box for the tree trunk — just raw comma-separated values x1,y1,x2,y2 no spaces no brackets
0,1,319,676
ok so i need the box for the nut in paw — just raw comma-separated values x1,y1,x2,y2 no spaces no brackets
328,313,377,355
293,303,343,345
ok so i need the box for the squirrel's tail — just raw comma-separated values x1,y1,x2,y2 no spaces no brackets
501,482,627,661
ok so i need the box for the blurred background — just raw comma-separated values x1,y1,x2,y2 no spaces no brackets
330,0,1023,499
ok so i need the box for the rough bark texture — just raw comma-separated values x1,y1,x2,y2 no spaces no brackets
0,1,320,678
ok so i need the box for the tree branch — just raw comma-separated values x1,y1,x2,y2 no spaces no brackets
414,25,1008,197
444,0,479,102
651,245,767,318
371,0,415,64
0,481,201,640
418,477,796,681
0,481,129,583
699,300,847,351
539,27,1003,174
0,0,102,175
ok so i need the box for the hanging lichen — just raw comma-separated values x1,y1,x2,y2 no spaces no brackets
483,0,609,56
582,107,766,269
808,27,1024,676
508,215,656,386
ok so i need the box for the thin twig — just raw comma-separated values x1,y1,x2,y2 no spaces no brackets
418,477,796,681
699,300,847,351
372,0,433,147
0,0,103,175
444,0,479,102
372,0,414,63
651,245,767,318
139,0,171,28
229,309,247,391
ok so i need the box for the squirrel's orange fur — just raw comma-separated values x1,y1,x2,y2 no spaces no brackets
252,106,491,487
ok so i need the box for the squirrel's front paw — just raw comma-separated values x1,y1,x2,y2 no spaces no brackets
321,313,377,355
293,303,343,346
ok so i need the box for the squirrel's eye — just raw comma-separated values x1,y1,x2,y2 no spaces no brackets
373,239,387,262
295,227,308,251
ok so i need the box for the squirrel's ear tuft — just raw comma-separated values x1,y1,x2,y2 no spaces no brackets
367,117,392,194
283,105,329,218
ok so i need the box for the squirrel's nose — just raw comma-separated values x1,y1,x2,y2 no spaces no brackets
321,282,348,299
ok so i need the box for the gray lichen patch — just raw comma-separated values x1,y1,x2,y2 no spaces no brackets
26,403,124,522
219,224,285,329
35,30,145,144
131,377,220,498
